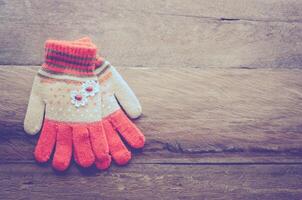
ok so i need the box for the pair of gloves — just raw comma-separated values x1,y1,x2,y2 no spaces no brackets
24,37,145,171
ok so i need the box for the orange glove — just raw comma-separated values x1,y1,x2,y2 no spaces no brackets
24,39,110,171
94,59,145,169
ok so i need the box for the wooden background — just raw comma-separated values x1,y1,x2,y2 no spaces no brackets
1,0,302,199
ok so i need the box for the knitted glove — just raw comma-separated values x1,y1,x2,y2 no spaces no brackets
94,59,145,169
24,39,110,171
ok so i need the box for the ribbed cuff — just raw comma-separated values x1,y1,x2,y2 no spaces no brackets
95,59,111,77
41,39,97,78
95,56,105,68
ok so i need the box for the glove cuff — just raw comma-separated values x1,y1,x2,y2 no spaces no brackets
40,39,97,78
95,58,111,77
95,56,105,69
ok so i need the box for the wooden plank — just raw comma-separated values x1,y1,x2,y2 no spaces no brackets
0,66,302,163
1,1,302,68
0,163,301,200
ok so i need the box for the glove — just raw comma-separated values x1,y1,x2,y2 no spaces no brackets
24,39,110,171
94,58,145,169
66,37,145,169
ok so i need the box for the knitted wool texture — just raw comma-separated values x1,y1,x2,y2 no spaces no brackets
71,37,145,168
94,59,146,168
24,39,110,171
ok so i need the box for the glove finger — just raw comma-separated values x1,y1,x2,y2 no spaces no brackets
103,119,131,165
88,121,111,170
110,110,145,149
34,119,57,163
52,123,72,171
95,154,112,170
72,125,95,168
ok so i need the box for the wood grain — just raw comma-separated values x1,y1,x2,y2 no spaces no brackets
1,1,302,199
1,0,302,68
0,66,302,164
0,163,302,200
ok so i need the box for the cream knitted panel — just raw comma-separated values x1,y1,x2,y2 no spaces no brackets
24,75,103,135
97,62,142,119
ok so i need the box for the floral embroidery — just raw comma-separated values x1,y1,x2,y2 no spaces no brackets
70,90,88,108
81,80,100,97
70,80,100,108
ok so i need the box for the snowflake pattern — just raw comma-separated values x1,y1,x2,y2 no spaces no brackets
70,90,88,108
70,80,100,108
81,80,100,97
